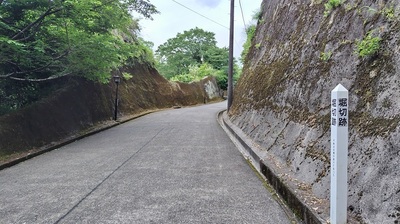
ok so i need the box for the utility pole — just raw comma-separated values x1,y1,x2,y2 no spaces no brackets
227,0,234,111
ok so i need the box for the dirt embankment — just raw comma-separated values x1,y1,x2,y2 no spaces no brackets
230,0,400,223
0,63,221,158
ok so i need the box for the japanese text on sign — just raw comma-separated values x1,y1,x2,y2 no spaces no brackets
331,98,348,127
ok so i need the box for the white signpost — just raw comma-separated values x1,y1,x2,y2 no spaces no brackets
330,84,349,224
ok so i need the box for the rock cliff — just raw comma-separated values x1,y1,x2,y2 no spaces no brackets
229,0,400,223
0,63,220,158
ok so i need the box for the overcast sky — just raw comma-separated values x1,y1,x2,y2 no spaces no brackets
135,0,263,60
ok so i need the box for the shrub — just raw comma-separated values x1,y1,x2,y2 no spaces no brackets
170,63,216,83
355,32,381,57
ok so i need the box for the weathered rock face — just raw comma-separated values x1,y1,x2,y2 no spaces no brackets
0,63,220,157
230,0,400,223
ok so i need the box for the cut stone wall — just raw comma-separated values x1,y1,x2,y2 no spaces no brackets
230,0,400,223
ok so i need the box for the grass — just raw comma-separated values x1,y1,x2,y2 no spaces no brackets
382,6,395,20
320,51,332,61
324,0,342,17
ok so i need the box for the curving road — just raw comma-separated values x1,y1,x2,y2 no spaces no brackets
0,102,293,223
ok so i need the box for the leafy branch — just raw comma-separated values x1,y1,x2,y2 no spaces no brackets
0,51,69,81
12,7,63,40
0,0,158,82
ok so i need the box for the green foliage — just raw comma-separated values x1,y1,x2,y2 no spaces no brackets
326,0,342,9
240,8,262,64
0,78,65,115
156,27,223,78
357,6,394,27
344,3,354,11
382,6,395,20
324,0,342,17
0,0,158,114
155,27,237,90
252,8,263,21
355,31,381,58
126,37,157,67
211,66,241,91
215,71,228,90
241,25,257,64
0,0,158,82
122,72,133,80
320,51,332,61
170,63,217,83
0,81,37,115
170,74,195,83
203,46,229,71
169,62,241,91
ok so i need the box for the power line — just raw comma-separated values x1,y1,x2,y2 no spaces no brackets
168,0,243,61
238,0,247,31
171,0,229,30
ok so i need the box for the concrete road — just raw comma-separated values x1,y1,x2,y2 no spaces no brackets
0,102,294,224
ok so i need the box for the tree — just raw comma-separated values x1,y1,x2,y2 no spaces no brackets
155,27,242,90
155,27,225,78
0,0,158,115
204,46,229,71
0,0,158,82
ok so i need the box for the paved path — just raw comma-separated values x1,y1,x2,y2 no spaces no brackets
0,102,293,223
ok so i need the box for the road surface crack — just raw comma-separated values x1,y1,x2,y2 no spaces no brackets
53,128,164,224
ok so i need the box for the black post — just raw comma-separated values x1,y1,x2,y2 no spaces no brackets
227,0,234,111
113,75,121,121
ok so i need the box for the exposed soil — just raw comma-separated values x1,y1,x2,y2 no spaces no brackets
0,63,221,160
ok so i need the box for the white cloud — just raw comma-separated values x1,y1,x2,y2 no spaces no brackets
195,0,222,8
137,0,263,59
